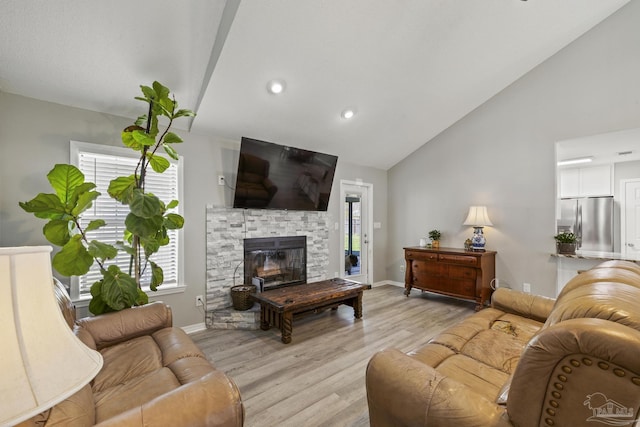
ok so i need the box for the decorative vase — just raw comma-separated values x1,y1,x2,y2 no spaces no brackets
431,240,440,249
419,238,427,247
471,226,486,251
557,242,577,255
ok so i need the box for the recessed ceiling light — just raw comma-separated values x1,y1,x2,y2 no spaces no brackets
341,108,356,119
267,79,285,95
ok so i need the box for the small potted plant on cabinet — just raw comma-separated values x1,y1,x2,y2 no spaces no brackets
554,232,578,255
428,229,442,249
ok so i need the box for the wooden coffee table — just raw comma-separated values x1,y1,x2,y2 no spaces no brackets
251,278,369,343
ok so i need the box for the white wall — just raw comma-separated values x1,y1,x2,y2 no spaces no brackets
0,92,387,327
387,0,640,297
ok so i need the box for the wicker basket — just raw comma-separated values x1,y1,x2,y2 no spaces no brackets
230,284,257,311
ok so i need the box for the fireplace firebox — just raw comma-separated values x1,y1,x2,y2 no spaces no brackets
243,236,306,291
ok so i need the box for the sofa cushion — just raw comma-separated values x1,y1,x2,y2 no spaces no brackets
45,384,95,426
546,281,640,331
92,335,163,393
408,307,546,401
94,367,181,422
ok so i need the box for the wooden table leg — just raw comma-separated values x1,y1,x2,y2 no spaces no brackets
260,305,270,330
354,292,363,319
281,311,293,344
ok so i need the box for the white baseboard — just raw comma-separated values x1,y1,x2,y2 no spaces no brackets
182,322,207,335
372,280,404,288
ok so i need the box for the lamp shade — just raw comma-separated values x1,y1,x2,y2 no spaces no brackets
463,206,493,227
0,246,103,426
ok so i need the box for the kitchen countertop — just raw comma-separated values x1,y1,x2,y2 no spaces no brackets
552,250,640,262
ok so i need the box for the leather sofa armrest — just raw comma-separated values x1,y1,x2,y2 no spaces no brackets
507,318,640,427
491,287,554,322
366,349,511,427
94,370,244,427
74,301,172,350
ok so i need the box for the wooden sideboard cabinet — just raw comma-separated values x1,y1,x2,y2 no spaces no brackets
404,247,496,310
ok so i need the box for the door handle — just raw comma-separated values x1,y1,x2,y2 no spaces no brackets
629,243,636,248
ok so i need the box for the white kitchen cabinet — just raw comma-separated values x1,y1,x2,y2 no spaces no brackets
558,165,612,198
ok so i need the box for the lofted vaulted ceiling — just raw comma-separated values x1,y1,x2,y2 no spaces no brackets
0,0,630,170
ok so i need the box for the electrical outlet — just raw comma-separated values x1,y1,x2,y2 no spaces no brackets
523,283,531,293
218,175,225,186
195,295,204,307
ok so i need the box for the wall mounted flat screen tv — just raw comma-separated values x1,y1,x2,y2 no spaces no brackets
233,137,338,211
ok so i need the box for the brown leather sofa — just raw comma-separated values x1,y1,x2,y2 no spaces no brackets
366,260,640,427
18,281,244,426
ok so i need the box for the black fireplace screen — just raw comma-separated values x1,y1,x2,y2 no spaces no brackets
243,236,306,290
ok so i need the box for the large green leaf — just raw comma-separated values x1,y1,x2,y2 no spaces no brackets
47,164,85,206
166,200,179,210
108,175,137,204
149,261,163,291
121,130,142,151
173,109,195,119
88,282,111,315
52,235,93,276
135,289,149,305
43,219,71,246
146,153,170,173
72,189,100,216
163,132,183,144
68,182,97,209
88,240,118,261
130,190,162,218
85,219,106,232
125,213,163,238
100,265,139,311
152,81,170,100
164,213,184,230
163,144,179,160
115,241,135,256
131,130,156,147
135,288,149,306
140,85,155,101
141,237,160,256
19,193,68,220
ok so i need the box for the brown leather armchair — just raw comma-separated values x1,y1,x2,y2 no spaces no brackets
18,281,244,426
233,153,278,208
366,260,640,427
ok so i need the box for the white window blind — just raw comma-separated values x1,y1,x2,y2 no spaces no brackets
70,141,182,299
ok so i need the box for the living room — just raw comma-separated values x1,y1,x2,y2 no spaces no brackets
2,0,640,426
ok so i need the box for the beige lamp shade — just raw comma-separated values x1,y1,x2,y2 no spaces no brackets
0,246,103,426
463,206,493,227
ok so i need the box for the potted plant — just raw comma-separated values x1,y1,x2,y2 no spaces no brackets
428,229,442,249
19,81,194,315
554,232,578,255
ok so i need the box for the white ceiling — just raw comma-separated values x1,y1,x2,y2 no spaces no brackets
557,127,640,167
0,0,630,170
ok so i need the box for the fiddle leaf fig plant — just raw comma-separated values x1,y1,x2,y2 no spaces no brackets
20,81,194,315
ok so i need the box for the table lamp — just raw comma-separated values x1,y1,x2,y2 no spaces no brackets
463,206,493,251
0,246,103,426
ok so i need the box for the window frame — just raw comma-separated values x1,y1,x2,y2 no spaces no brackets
69,140,185,303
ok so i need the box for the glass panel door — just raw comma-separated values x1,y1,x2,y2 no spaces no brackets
344,194,361,276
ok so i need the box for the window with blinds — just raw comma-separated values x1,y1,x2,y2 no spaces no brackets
70,141,182,299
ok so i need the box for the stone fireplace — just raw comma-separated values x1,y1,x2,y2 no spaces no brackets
206,205,330,329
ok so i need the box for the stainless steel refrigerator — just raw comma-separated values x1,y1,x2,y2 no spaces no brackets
557,196,614,252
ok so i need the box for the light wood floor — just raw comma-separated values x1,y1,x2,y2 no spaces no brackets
191,284,475,427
